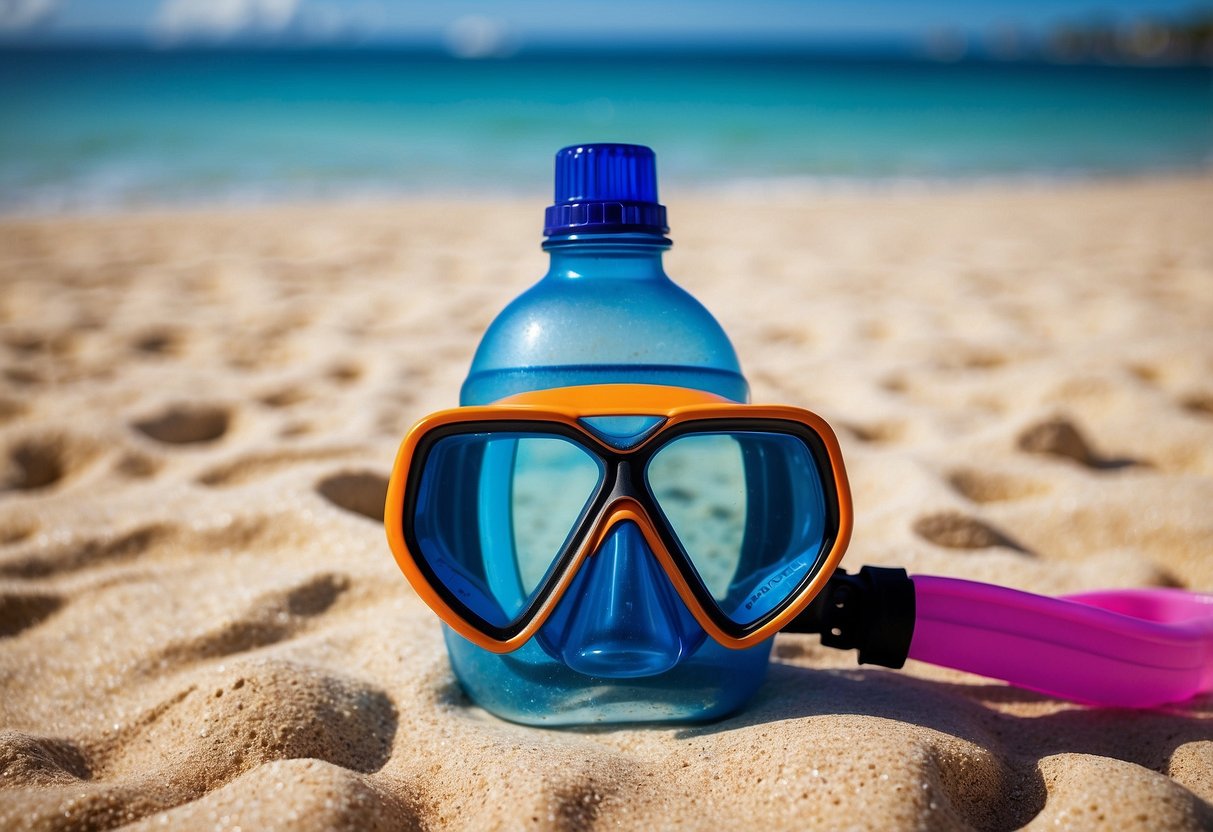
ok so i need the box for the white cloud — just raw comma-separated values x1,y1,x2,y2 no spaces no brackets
444,15,515,59
0,0,58,31
153,0,300,42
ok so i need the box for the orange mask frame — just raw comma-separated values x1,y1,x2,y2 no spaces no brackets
384,383,854,653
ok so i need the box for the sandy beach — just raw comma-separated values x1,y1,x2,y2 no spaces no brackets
1,175,1212,830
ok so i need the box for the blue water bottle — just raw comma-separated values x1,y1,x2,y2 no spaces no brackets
452,143,770,724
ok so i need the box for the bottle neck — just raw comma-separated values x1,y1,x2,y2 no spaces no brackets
541,234,671,281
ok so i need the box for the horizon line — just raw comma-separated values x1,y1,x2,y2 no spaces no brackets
1,39,1211,69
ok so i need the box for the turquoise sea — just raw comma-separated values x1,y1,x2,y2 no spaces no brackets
1,48,1210,213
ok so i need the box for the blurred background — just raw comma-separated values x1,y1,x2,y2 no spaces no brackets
1,0,1210,213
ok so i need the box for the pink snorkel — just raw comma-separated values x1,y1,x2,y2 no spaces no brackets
910,578,1213,707
785,567,1213,708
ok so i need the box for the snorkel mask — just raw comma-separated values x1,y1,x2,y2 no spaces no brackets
386,382,1213,713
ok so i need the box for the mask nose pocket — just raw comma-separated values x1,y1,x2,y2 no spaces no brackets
538,520,705,678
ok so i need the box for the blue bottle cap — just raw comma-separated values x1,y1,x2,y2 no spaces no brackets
544,143,670,237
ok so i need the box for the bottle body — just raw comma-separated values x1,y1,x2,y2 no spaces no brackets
462,242,749,405
453,238,772,725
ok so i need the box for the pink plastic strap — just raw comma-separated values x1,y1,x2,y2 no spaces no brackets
908,576,1213,707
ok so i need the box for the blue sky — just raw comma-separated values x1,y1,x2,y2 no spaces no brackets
1,0,1208,48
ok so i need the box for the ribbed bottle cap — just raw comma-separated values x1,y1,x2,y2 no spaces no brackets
543,143,670,237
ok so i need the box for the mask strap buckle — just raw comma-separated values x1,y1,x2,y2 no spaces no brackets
782,565,916,669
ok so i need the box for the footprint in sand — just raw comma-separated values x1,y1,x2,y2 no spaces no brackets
840,420,907,445
258,386,310,409
133,403,230,445
1,434,98,492
131,329,183,357
759,323,813,347
327,361,364,385
935,348,1009,371
0,590,63,637
0,517,269,580
113,451,162,479
0,524,169,579
0,396,25,424
197,447,355,487
316,471,389,523
0,731,90,786
1029,756,1213,830
1016,415,1139,470
0,517,38,546
913,511,1028,553
2,662,398,831
1127,362,1164,385
1180,392,1213,418
3,330,76,358
149,572,350,668
110,659,396,778
3,438,66,491
4,366,42,386
131,758,415,831
946,468,1051,504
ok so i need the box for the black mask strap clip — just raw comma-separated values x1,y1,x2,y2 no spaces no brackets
782,565,916,669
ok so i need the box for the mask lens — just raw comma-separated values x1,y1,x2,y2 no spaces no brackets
411,431,603,629
646,430,834,627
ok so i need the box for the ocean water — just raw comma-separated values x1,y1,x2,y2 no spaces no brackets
1,48,1210,213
